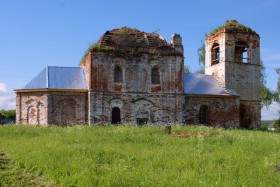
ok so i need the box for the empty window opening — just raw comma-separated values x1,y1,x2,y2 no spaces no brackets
211,43,220,65
114,66,123,83
111,107,121,124
199,105,208,124
137,118,148,125
235,42,249,63
151,67,160,84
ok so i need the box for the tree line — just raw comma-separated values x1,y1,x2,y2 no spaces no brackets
0,110,16,120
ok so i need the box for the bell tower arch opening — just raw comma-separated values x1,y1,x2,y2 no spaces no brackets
211,42,220,66
235,41,249,63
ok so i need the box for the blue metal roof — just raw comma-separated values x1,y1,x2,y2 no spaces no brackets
183,74,239,96
23,66,88,90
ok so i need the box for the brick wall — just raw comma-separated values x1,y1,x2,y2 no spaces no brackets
89,91,185,125
240,100,261,128
47,92,88,125
16,92,48,125
16,91,88,125
185,96,240,128
83,51,183,94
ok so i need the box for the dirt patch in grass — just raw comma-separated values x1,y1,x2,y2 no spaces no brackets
0,151,58,187
172,132,219,138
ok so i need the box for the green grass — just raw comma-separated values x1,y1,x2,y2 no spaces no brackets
0,125,280,186
0,150,57,186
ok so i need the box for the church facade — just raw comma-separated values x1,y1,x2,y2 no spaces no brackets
15,20,261,128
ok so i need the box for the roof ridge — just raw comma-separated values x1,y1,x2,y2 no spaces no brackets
47,66,82,69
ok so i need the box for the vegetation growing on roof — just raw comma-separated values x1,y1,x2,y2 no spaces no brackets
79,43,115,65
209,20,257,35
79,26,180,65
112,27,140,35
79,44,143,65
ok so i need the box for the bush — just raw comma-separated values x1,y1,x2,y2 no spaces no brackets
273,119,280,131
0,110,16,120
259,124,268,131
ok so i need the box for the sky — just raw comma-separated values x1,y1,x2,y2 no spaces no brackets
0,0,279,120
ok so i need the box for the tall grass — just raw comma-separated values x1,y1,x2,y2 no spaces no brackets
0,125,280,186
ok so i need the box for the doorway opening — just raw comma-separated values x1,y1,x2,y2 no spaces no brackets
112,107,121,124
199,105,208,124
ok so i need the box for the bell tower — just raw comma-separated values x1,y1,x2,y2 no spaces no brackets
205,20,261,128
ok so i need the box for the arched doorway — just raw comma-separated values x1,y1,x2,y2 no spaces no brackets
199,105,208,124
240,104,250,128
112,107,121,124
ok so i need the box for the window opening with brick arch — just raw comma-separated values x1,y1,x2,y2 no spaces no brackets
211,42,220,65
235,41,249,63
112,107,121,124
136,108,149,125
114,66,123,83
199,105,208,124
151,67,160,84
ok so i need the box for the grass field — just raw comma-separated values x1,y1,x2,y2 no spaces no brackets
0,125,280,186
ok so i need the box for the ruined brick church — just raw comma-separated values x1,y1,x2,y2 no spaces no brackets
15,20,261,128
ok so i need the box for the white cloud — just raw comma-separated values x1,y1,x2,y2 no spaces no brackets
0,83,16,110
0,83,7,93
261,101,280,120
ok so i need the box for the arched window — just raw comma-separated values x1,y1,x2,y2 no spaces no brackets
211,42,220,65
114,66,123,83
199,105,208,124
235,41,249,63
151,67,160,84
